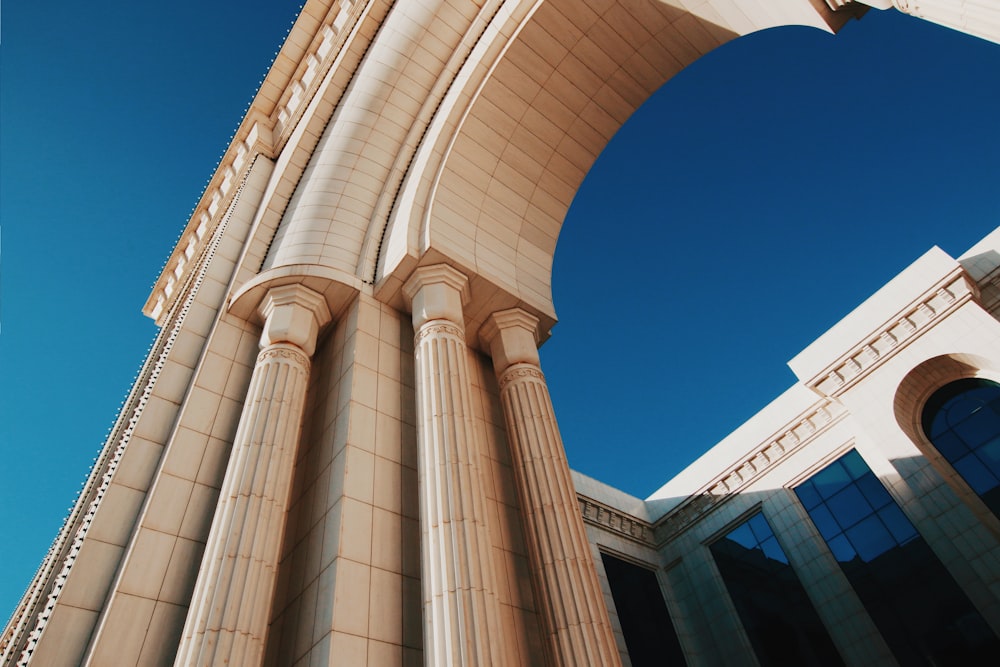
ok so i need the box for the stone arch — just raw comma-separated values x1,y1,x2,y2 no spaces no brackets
893,353,1000,453
893,353,1000,537
374,0,860,331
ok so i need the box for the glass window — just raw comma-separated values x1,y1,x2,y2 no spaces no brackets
709,512,843,666
922,378,1000,517
600,553,686,666
795,450,998,664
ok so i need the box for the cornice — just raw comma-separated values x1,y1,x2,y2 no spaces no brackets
2,176,240,663
578,496,655,547
804,270,977,397
144,0,375,326
653,398,848,546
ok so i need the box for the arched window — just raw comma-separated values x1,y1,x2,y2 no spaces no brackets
921,378,1000,518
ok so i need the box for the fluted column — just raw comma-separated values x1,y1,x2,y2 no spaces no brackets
175,284,331,667
402,265,508,667
481,308,622,667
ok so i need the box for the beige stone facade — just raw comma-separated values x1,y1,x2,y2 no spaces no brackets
3,1,1000,666
583,235,1000,664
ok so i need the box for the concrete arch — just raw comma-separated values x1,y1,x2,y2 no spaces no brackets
245,0,861,331
260,0,491,277
891,353,1000,540
8,3,1000,666
373,0,859,329
139,1,1000,328
893,352,1000,450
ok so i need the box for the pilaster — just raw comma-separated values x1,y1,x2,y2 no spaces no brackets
402,264,508,666
174,284,331,667
481,308,622,667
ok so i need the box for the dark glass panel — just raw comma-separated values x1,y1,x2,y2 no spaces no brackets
841,450,870,481
826,534,856,563
826,485,872,531
924,379,1000,523
932,429,969,461
952,407,998,448
727,522,757,550
600,553,686,666
877,504,917,544
943,396,986,431
796,481,822,510
747,513,772,544
807,504,840,541
856,473,892,511
797,450,1000,665
811,462,851,500
982,485,1000,518
710,514,843,667
953,455,998,495
759,536,788,565
979,436,1000,473
921,379,993,436
844,514,895,562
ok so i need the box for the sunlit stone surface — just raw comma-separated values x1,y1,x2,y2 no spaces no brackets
3,2,999,666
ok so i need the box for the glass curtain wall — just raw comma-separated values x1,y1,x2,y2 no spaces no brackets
795,450,998,665
600,553,686,666
922,378,1000,517
709,512,842,666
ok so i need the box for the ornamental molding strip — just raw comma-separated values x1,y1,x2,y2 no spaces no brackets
654,399,848,546
144,0,371,325
269,1,368,148
414,321,465,343
257,345,311,367
578,497,655,547
1,163,248,666
806,270,977,397
498,365,546,391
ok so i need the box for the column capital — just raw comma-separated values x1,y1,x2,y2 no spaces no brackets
481,307,541,374
258,284,331,356
402,264,471,329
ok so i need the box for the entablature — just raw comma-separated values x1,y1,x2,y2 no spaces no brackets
578,495,656,548
650,398,848,547
789,248,979,397
143,0,375,326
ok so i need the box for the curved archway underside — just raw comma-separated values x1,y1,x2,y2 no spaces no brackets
248,0,860,341
143,0,1000,340
402,0,854,324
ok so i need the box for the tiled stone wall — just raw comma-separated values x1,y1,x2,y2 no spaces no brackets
467,350,546,665
257,293,543,666
577,251,1000,666
23,159,274,667
264,295,421,666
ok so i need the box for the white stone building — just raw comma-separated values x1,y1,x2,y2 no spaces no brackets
580,235,1000,664
3,1,999,666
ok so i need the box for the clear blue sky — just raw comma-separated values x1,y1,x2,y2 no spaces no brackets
2,2,998,620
